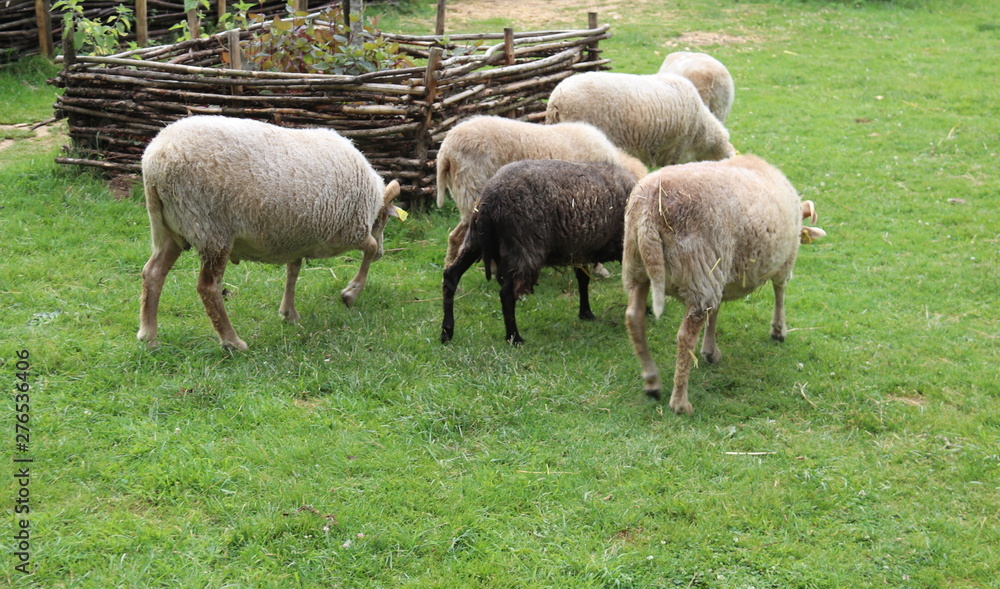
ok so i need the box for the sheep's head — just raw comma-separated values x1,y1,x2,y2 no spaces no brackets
719,141,737,160
690,139,737,164
372,180,404,259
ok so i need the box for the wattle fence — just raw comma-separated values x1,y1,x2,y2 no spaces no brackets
49,11,610,204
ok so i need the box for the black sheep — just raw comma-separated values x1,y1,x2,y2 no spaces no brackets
440,159,638,345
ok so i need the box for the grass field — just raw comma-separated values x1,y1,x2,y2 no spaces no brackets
2,0,998,586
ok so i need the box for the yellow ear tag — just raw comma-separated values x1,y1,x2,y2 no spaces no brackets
394,206,408,222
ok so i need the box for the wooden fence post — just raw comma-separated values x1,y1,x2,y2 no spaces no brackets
61,17,75,67
435,0,446,36
227,29,243,94
349,0,363,41
34,0,54,58
422,48,442,135
415,46,443,206
586,11,600,68
136,0,148,46
503,27,514,66
59,19,77,130
187,7,200,38
341,0,362,44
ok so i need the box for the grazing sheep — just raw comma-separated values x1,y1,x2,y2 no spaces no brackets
441,160,638,345
435,115,647,266
545,71,736,168
137,115,403,351
621,155,825,415
658,51,734,123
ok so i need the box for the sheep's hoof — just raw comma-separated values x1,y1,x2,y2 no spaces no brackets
579,309,597,321
644,388,661,401
770,331,786,343
281,309,300,324
702,349,722,364
669,397,694,416
137,328,157,346
507,333,525,346
221,338,249,352
441,329,453,344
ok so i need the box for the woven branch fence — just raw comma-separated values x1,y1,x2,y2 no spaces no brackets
50,12,611,205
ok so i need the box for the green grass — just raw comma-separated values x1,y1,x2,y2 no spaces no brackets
0,56,61,124
2,0,998,586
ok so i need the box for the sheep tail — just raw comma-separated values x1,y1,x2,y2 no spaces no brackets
436,154,451,208
477,216,499,283
544,101,560,124
142,178,173,253
637,214,668,318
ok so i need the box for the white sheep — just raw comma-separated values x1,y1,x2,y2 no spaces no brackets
621,155,825,415
545,71,736,169
435,115,648,266
137,115,403,351
658,51,734,123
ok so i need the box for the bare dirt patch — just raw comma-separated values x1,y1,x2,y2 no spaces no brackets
0,119,65,153
665,31,751,47
437,0,754,47
0,124,31,152
439,0,664,29
108,174,141,200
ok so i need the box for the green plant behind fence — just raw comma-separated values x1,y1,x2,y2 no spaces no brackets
48,0,413,75
52,0,135,55
240,4,413,74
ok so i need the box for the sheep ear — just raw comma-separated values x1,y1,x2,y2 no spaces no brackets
388,206,408,222
381,180,405,220
801,200,818,225
800,226,826,244
383,180,401,206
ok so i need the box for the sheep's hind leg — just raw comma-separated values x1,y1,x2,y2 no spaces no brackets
770,279,787,342
575,267,596,321
341,236,378,308
279,259,302,323
440,241,482,343
138,238,183,346
500,278,524,345
700,306,722,364
625,281,661,399
444,219,469,267
197,248,247,351
670,305,709,415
